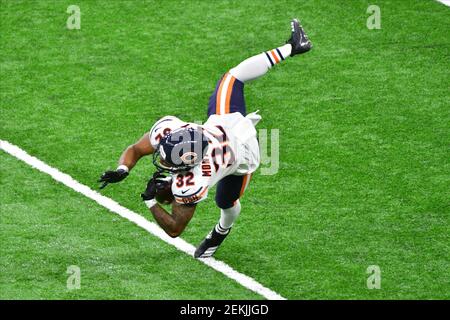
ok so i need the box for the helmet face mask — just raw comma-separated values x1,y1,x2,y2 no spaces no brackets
152,148,194,173
153,127,209,174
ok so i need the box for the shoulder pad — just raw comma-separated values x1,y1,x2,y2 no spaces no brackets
149,116,185,148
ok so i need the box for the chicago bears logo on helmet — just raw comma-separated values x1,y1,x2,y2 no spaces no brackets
180,151,198,165
153,127,209,173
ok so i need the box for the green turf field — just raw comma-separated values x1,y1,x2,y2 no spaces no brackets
1,0,449,299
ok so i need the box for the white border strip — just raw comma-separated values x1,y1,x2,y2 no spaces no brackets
0,139,285,300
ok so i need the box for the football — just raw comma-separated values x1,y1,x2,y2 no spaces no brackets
155,176,174,205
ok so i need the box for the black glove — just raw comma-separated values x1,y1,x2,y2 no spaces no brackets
141,172,169,201
98,168,129,189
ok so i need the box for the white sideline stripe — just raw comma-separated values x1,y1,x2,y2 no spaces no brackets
0,139,286,301
436,0,450,7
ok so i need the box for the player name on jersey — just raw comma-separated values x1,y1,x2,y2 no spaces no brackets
201,158,212,177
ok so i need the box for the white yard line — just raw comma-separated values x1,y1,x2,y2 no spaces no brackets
436,0,450,7
0,139,286,300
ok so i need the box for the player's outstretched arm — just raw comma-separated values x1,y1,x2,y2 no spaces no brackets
118,133,155,170
141,176,196,238
99,133,155,189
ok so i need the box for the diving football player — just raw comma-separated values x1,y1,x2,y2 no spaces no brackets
99,19,312,258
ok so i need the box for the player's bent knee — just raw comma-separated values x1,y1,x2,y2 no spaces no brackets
228,67,242,82
216,196,242,210
215,197,235,210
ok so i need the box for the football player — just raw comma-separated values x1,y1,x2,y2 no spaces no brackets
99,19,312,258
